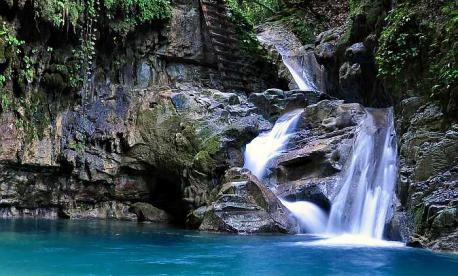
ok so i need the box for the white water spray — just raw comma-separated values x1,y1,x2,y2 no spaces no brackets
327,108,397,239
243,110,303,180
281,200,327,234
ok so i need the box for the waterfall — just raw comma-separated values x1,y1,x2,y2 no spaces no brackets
243,109,303,180
327,108,397,239
256,33,319,92
281,54,318,91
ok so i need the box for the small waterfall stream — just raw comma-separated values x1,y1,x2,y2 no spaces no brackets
281,54,318,91
244,110,303,180
256,34,319,92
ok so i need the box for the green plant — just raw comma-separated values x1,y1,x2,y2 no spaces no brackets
375,5,428,77
1,92,12,111
226,0,281,25
0,74,5,87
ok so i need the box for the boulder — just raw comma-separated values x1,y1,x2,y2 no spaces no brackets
199,168,297,233
129,202,170,223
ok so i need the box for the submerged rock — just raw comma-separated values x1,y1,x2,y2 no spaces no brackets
199,168,297,233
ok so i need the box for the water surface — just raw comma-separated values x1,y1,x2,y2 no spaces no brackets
0,219,456,275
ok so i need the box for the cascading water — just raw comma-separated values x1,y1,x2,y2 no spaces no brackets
243,109,303,180
256,35,318,92
251,27,398,241
281,54,318,91
327,108,397,239
280,200,328,234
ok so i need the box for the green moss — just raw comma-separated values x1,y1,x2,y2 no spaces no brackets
280,12,317,44
193,150,216,173
33,0,84,28
0,37,5,64
68,139,86,153
226,0,280,25
202,136,221,156
133,101,198,172
104,0,172,34
413,205,426,232
33,0,171,31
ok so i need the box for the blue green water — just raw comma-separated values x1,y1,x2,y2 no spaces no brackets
0,219,456,275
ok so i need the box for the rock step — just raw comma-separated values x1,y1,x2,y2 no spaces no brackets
200,0,255,90
206,24,237,36
218,58,260,73
212,40,239,51
208,31,239,43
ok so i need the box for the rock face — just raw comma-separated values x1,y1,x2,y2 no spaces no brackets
395,100,458,250
0,82,271,223
199,168,297,233
0,1,274,225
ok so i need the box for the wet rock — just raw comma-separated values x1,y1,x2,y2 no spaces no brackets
199,168,297,233
0,112,20,162
0,207,59,219
266,100,366,206
249,88,331,120
339,62,363,103
345,43,370,64
129,202,170,223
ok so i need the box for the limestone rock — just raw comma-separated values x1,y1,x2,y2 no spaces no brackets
199,168,297,233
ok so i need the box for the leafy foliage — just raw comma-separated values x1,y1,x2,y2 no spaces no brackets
375,5,428,77
226,3,265,57
226,0,281,25
104,0,171,34
34,0,171,33
376,1,457,100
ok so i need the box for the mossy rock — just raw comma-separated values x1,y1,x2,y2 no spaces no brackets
193,150,216,173
131,101,198,174
201,136,221,156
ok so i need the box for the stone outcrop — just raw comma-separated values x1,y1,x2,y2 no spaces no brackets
199,168,297,233
0,1,275,225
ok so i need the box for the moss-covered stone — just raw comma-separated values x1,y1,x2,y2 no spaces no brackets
193,150,216,173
